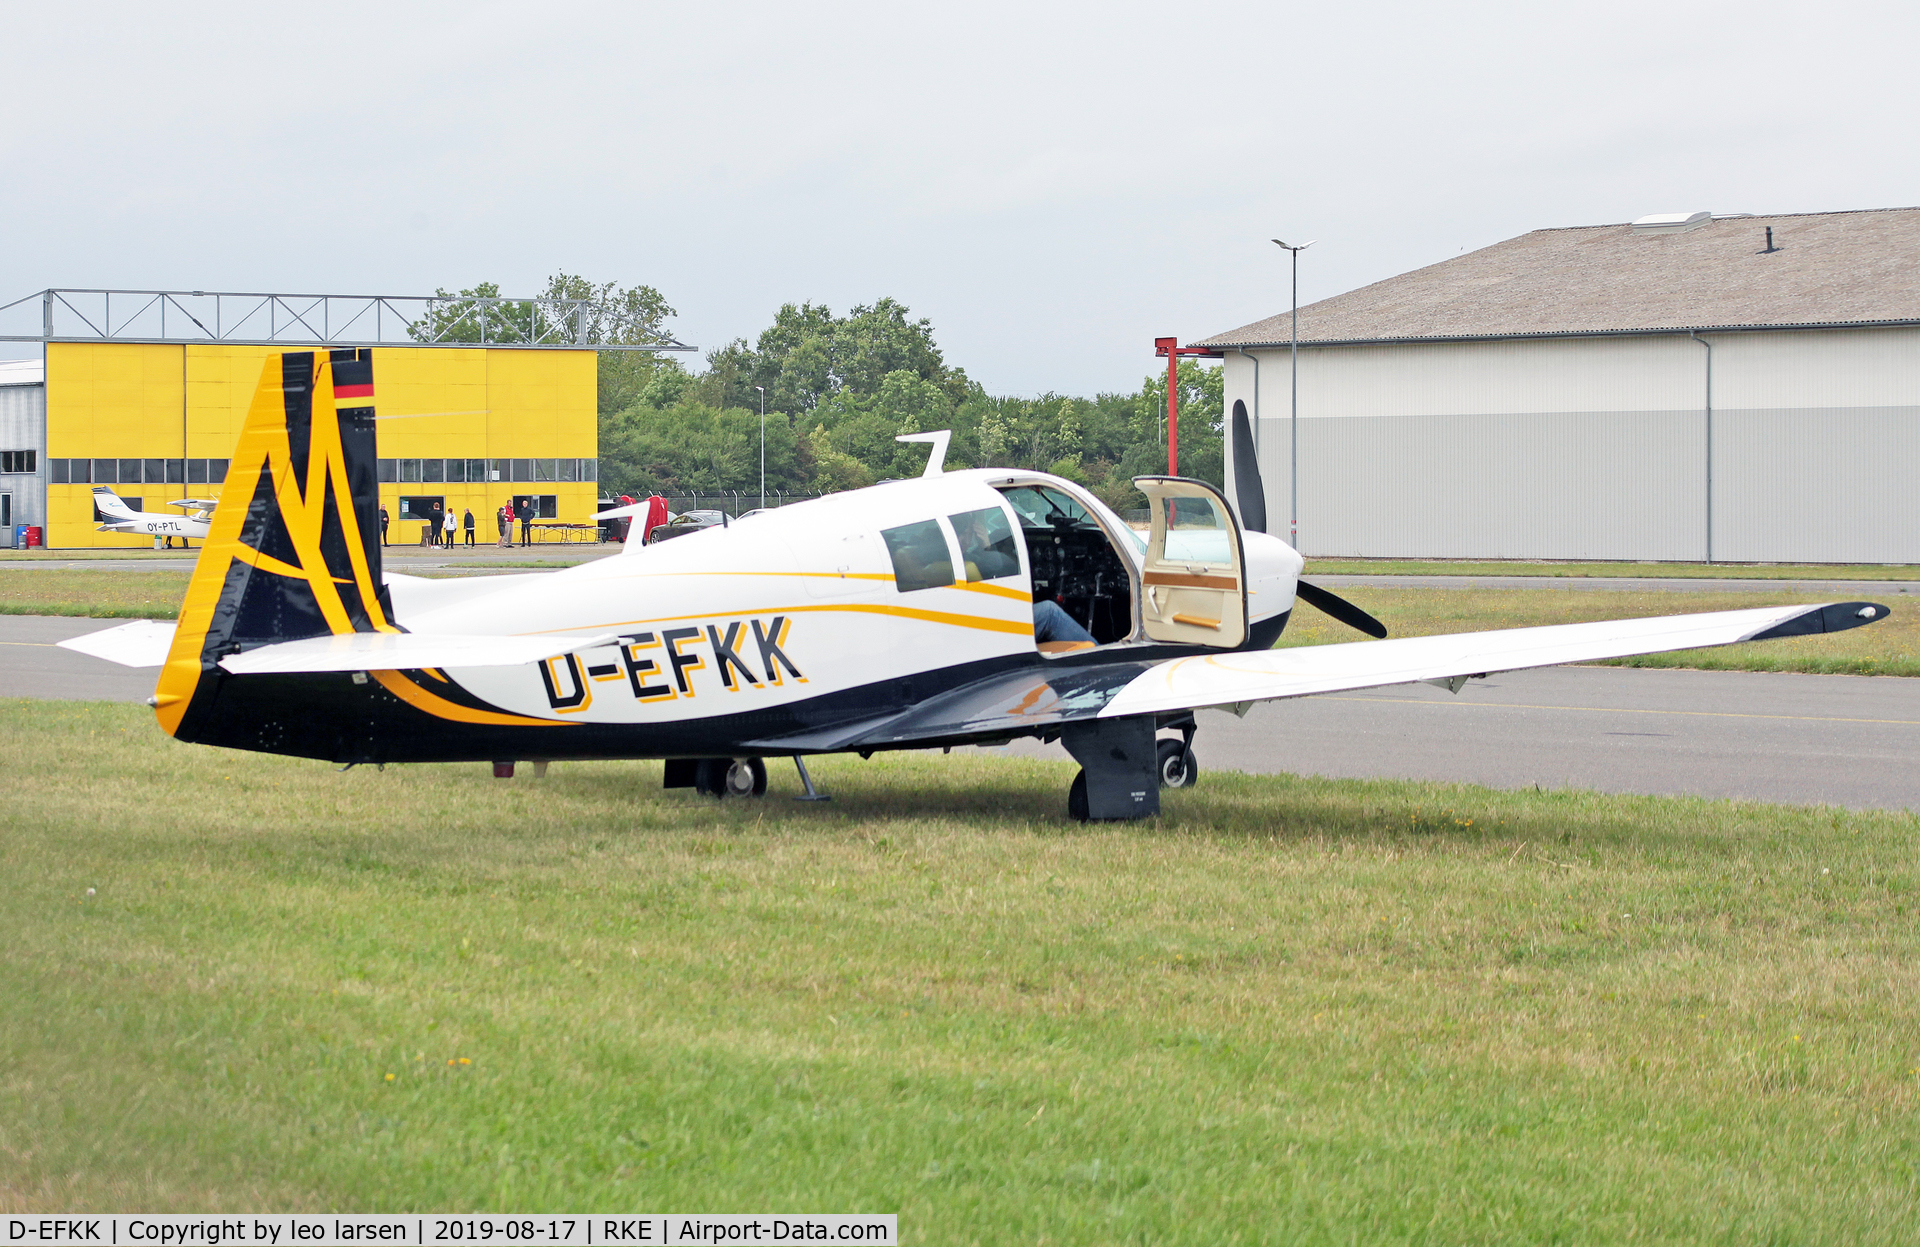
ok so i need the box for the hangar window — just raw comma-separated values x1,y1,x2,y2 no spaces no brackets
377,459,396,483
209,459,228,483
0,450,35,474
881,519,955,593
580,458,597,482
511,458,533,482
422,458,445,483
466,458,489,482
165,459,185,484
51,457,71,482
118,459,141,485
400,459,422,483
91,459,116,484
143,459,163,485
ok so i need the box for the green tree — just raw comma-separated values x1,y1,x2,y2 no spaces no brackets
706,297,971,419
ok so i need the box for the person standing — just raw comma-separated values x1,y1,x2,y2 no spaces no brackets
462,508,475,547
428,501,444,547
379,504,389,547
443,508,458,549
519,497,535,547
497,502,512,547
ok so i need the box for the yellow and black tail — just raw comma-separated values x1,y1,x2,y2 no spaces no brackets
155,350,395,741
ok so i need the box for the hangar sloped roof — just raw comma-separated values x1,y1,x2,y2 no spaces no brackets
1199,207,1920,348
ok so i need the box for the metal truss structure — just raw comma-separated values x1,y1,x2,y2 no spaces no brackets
0,288,695,352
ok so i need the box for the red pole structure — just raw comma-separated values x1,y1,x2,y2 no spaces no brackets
1154,336,1179,475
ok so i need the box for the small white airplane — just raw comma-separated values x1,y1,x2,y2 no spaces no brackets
92,486,218,547
60,349,1889,819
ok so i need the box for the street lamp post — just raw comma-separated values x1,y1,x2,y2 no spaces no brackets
1271,239,1314,552
754,386,766,511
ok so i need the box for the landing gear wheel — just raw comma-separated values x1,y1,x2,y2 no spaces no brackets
1156,738,1199,789
1067,770,1090,822
695,757,767,798
725,757,768,798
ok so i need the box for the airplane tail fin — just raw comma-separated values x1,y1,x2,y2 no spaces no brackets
91,485,139,522
153,349,394,739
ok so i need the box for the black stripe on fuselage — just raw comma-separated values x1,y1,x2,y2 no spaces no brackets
174,612,1289,765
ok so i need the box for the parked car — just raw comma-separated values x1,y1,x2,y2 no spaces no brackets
646,509,729,543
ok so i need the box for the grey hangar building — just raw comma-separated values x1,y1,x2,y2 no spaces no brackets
1205,207,1920,564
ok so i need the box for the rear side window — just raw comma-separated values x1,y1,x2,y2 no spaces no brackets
880,519,954,592
950,506,1021,582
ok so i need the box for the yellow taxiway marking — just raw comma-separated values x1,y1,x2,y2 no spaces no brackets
1322,694,1920,728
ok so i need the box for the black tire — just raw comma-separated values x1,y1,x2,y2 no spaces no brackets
1067,770,1090,822
1157,738,1199,789
694,757,726,797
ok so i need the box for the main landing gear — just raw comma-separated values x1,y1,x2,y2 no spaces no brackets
696,757,767,798
1062,716,1198,823
665,756,820,801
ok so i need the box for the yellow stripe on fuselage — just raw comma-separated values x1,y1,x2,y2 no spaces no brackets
370,670,566,727
522,600,1036,639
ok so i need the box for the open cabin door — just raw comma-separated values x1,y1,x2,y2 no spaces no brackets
1134,476,1247,648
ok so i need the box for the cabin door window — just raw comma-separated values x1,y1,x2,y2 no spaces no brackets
1134,477,1247,648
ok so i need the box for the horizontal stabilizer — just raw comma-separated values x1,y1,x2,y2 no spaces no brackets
1103,602,1890,718
218,630,622,675
168,498,220,511
56,619,179,668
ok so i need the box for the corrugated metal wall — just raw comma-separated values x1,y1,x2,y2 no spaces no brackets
0,381,46,530
1222,327,1920,563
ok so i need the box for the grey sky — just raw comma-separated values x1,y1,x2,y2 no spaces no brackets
3,0,1914,395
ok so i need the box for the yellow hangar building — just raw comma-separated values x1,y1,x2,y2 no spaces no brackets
0,288,688,549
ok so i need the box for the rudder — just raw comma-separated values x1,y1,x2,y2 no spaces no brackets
154,349,394,739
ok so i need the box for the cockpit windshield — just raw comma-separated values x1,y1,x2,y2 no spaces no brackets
1002,484,1143,554
1001,486,1098,531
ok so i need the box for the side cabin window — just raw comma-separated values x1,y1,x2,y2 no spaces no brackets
949,506,1021,582
880,519,954,592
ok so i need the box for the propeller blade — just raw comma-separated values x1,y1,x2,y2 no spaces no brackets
1229,399,1267,533
1295,579,1388,639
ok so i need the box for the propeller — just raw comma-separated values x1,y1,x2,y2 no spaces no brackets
1226,397,1387,638
1294,579,1389,639
1229,399,1267,534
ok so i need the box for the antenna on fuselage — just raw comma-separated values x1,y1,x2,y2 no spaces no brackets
895,430,951,477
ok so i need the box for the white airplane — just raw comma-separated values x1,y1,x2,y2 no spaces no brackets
92,486,218,547
60,349,1889,820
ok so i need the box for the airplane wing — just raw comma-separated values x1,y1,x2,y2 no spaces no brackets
56,619,179,667
1102,601,1888,718
749,601,1887,753
169,498,220,510
216,630,623,675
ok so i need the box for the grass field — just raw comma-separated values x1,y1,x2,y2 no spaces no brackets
1306,559,1920,581
3,700,1917,1241
0,570,188,619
